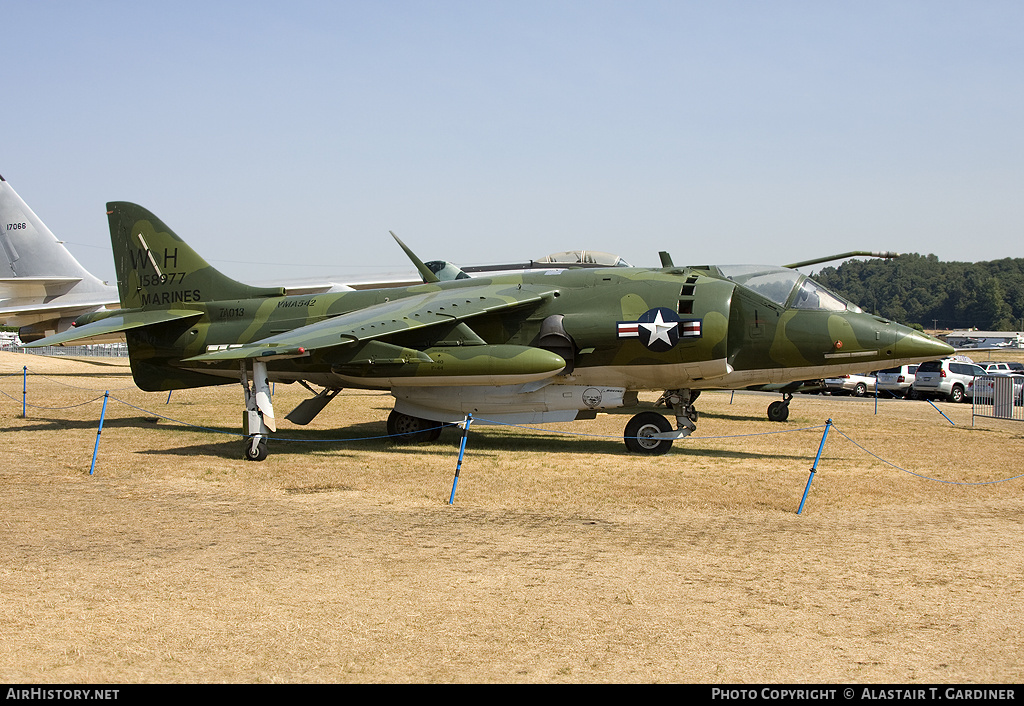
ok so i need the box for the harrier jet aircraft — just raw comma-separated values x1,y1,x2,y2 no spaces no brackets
30,202,953,459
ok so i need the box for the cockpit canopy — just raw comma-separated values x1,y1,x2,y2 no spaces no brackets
536,250,632,267
713,265,863,313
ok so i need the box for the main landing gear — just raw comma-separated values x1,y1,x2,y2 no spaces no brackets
387,411,444,443
241,360,275,461
625,389,699,455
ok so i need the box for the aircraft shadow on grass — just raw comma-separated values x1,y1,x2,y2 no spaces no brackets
16,414,812,462
136,428,813,463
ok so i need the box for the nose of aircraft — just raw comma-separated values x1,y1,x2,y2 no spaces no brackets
893,327,954,362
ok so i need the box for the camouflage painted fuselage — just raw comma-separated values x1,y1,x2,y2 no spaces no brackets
117,265,947,395
40,202,952,426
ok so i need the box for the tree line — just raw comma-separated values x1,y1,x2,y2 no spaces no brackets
811,254,1024,331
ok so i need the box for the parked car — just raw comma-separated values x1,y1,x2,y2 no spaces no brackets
978,362,1011,374
972,374,1024,405
911,359,987,403
982,361,1024,375
823,373,876,396
875,364,919,398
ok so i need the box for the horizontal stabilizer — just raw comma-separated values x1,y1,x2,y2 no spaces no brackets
0,296,119,317
24,308,203,347
0,276,83,293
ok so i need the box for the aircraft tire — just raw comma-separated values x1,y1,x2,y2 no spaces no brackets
244,438,268,462
767,400,790,422
624,412,673,455
387,410,432,443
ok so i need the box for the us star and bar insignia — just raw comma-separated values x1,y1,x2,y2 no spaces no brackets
617,307,702,352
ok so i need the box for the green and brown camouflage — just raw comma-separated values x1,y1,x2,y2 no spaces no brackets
30,201,953,457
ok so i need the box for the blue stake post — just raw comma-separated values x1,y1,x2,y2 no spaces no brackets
448,414,473,505
22,366,27,418
926,399,956,426
90,391,110,476
797,419,832,515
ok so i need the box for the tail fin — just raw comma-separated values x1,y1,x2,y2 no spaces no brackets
0,174,107,287
107,201,284,309
1,174,117,340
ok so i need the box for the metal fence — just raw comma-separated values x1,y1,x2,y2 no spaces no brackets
2,344,129,358
972,375,1024,424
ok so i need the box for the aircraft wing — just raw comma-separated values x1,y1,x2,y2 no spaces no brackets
23,309,204,347
184,284,554,363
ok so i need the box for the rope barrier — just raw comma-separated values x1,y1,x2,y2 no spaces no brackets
24,372,137,391
4,379,1024,486
830,423,1024,486
108,395,245,436
470,416,827,440
0,387,108,410
110,395,463,443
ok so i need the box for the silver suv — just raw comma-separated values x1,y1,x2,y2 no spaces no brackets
876,364,919,399
912,359,986,403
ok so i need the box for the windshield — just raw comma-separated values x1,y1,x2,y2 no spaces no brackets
715,265,862,312
791,278,855,312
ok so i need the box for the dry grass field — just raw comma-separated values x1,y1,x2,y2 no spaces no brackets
1,349,1022,683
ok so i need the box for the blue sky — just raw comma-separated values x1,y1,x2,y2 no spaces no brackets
5,1,1023,284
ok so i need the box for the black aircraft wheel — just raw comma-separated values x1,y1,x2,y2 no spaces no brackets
387,410,433,443
624,412,674,455
423,422,444,442
766,400,790,422
244,438,268,462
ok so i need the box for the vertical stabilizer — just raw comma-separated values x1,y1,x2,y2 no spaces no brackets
0,174,107,287
106,201,285,309
0,174,118,339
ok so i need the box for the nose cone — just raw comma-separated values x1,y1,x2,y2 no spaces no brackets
894,328,954,363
